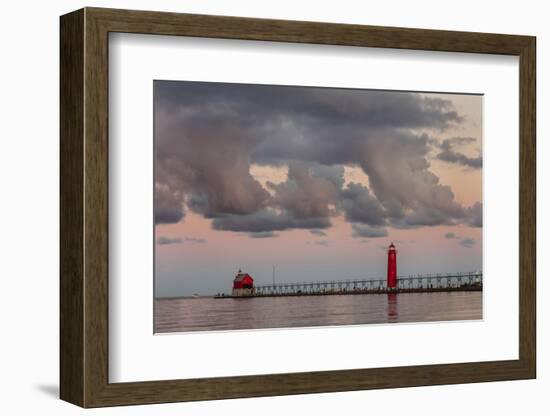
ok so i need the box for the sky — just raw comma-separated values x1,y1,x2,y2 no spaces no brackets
154,80,482,297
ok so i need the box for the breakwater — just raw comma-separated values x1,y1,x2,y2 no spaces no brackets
215,272,482,299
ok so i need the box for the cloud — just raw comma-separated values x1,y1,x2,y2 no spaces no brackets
315,240,330,247
394,206,462,228
344,130,468,229
157,236,182,245
156,236,207,245
436,137,482,169
459,237,476,248
155,103,270,220
444,232,476,248
184,237,207,244
465,202,482,227
309,229,327,237
339,182,387,226
351,223,388,238
248,231,278,238
437,151,482,169
157,81,462,135
267,161,343,220
393,239,415,244
155,184,185,224
211,209,331,233
155,81,480,235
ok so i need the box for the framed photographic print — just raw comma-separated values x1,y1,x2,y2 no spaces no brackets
60,7,536,408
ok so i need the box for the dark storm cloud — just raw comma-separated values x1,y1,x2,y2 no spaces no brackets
436,137,482,169
156,81,462,132
351,223,388,238
155,80,480,234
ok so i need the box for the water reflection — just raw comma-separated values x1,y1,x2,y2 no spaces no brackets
387,293,398,322
155,291,482,333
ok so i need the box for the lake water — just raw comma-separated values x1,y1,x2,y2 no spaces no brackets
155,291,482,333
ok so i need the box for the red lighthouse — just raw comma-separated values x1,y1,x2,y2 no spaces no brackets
387,242,397,289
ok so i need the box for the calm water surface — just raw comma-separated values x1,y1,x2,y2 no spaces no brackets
155,291,482,333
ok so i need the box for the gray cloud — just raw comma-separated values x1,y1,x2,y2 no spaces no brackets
267,161,342,220
248,231,278,238
157,81,462,134
436,137,482,169
460,238,476,248
351,223,388,238
157,236,207,245
437,150,482,169
211,209,331,233
339,182,387,226
155,184,185,224
155,104,270,220
155,81,480,235
358,132,467,228
157,236,182,245
465,202,482,227
309,229,327,237
184,237,207,244
444,232,477,248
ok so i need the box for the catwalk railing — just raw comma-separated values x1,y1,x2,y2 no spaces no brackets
244,271,482,297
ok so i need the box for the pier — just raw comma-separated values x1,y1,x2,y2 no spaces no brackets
216,271,482,298
216,242,482,298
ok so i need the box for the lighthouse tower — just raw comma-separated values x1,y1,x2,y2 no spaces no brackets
387,242,397,289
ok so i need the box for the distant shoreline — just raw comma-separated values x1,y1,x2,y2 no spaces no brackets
157,286,482,301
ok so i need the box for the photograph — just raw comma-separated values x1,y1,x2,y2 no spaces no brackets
153,80,483,333
52,4,537,410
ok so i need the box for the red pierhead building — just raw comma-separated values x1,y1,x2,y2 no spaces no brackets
387,242,397,289
232,269,254,296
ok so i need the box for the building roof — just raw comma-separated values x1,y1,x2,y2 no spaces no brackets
234,271,253,282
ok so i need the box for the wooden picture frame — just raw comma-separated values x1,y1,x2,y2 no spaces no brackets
60,7,536,408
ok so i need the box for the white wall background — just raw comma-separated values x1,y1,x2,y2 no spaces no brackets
0,0,545,414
